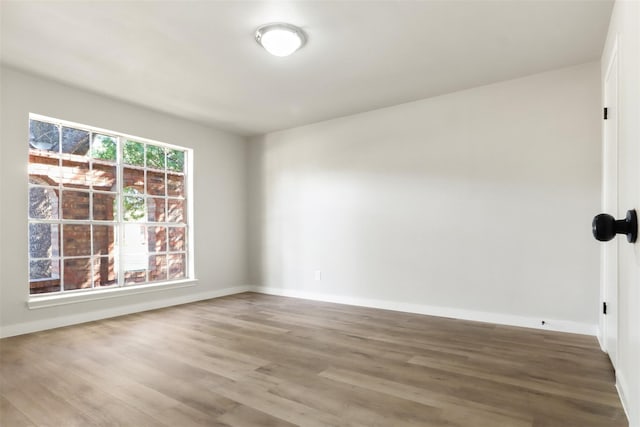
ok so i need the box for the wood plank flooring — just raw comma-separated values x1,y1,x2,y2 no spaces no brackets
0,292,627,426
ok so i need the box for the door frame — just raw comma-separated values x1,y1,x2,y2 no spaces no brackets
599,36,619,366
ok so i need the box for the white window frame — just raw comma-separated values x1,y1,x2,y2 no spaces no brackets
27,113,196,308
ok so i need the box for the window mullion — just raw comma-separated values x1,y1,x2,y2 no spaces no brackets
144,143,149,284
58,123,65,292
117,136,125,288
89,142,94,290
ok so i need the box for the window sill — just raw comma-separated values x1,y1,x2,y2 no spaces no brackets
27,279,198,309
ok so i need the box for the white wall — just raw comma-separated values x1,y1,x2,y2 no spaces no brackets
0,66,248,337
248,62,601,334
602,1,640,423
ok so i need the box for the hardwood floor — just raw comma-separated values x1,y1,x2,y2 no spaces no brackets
0,292,627,426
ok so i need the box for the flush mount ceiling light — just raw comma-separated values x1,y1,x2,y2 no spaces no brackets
255,23,306,57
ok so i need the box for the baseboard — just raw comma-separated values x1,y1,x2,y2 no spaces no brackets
250,286,597,336
1,284,598,339
616,372,633,426
597,326,607,352
0,285,251,338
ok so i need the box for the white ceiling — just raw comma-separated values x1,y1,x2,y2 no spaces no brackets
1,1,613,136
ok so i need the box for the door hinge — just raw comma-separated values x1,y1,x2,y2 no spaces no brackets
603,302,608,315
603,107,608,120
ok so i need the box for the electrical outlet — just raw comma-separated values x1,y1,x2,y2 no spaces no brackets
314,270,322,281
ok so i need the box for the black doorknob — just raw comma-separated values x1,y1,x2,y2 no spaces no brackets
592,209,638,243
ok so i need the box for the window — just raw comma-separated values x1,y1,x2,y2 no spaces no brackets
28,114,191,295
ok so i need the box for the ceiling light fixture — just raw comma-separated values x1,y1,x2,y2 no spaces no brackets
255,23,306,57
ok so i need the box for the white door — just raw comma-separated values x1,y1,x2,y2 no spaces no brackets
602,44,619,368
614,32,640,423
600,4,640,422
